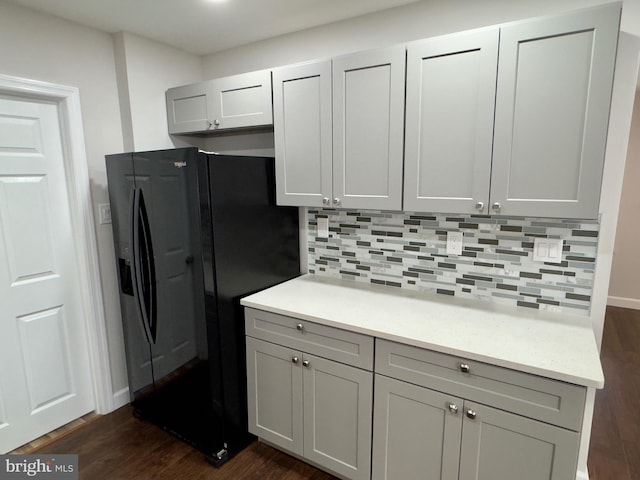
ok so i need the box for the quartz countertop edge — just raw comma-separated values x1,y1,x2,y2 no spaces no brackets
241,274,604,389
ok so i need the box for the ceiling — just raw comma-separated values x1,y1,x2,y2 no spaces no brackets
4,0,424,56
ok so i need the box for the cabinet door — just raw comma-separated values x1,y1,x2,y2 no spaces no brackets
372,375,462,480
404,29,498,215
491,4,620,218
459,401,580,480
302,354,373,480
246,337,303,455
166,81,213,134
333,46,405,210
273,61,333,207
209,69,273,130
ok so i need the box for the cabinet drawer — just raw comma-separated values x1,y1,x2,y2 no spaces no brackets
245,308,374,370
375,339,586,431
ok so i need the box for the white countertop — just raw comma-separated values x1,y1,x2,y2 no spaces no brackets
241,274,604,388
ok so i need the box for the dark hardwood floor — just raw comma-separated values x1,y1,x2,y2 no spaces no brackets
587,306,640,480
27,306,640,479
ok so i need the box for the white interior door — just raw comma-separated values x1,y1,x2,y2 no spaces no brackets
0,95,94,453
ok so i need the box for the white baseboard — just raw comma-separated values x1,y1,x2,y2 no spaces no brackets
607,295,640,310
111,387,130,411
576,467,589,480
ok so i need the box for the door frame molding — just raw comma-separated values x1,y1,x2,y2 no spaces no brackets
0,74,113,413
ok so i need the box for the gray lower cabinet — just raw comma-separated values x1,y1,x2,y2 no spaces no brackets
246,335,373,480
373,339,585,480
458,401,580,480
373,375,581,480
372,375,463,480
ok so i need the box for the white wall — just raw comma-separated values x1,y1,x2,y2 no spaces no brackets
0,2,127,403
202,0,640,78
609,89,640,309
113,32,204,152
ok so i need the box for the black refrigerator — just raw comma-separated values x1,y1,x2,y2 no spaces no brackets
105,147,300,465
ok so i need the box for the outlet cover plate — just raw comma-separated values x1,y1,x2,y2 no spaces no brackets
446,231,463,255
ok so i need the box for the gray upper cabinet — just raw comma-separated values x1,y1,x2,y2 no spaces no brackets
403,28,498,215
166,81,212,135
274,46,406,210
166,69,273,134
332,46,406,210
490,4,620,218
273,61,333,207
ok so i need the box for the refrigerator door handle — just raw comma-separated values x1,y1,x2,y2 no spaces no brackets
138,189,158,343
131,187,156,345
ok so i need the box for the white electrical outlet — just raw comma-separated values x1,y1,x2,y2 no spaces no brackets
98,203,112,224
317,217,329,238
446,231,463,255
533,238,563,262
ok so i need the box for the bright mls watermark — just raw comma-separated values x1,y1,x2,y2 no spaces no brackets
0,455,78,479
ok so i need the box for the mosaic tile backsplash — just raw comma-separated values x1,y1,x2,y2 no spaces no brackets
307,209,600,316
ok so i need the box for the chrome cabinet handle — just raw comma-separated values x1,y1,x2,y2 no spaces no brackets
213,119,220,127
302,360,310,367
492,202,501,212
333,198,341,206
292,356,299,364
466,409,477,420
475,201,484,210
459,363,470,373
448,404,459,414
322,197,330,206
296,323,304,332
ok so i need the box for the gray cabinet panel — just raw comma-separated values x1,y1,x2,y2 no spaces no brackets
491,4,620,218
372,375,462,480
273,61,333,207
210,69,273,130
303,354,373,480
332,46,405,210
245,308,374,370
166,81,213,134
375,339,586,431
404,29,498,214
166,70,272,134
459,401,580,480
246,337,303,455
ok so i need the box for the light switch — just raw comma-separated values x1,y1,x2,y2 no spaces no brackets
317,217,329,238
533,238,563,263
